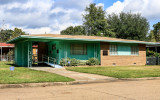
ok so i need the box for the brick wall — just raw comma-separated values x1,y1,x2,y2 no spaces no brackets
100,42,146,66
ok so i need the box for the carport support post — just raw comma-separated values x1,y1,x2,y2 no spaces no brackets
1,46,2,61
28,41,29,68
155,46,159,65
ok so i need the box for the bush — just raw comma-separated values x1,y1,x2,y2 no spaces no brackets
86,58,99,66
79,60,87,66
70,58,80,66
60,58,80,66
60,58,70,66
146,48,160,57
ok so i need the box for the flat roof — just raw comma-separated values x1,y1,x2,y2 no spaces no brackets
7,34,160,45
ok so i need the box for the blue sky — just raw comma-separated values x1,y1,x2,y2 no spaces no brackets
0,0,159,34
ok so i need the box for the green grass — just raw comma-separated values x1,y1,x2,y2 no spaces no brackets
0,61,74,84
66,66,160,78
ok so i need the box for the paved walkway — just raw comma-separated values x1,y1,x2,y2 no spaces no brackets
31,67,116,82
1,80,160,100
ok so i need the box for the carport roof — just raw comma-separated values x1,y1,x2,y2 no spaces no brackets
7,34,160,46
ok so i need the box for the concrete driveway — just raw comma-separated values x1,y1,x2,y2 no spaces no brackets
31,67,116,82
1,80,160,100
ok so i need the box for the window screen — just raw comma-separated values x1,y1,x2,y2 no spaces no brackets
70,44,87,55
131,46,138,55
110,44,117,55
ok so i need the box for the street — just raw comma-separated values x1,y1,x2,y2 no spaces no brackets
0,80,160,100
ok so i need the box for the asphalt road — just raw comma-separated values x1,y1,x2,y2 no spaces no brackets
1,80,160,100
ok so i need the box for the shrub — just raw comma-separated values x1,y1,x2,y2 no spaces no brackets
86,58,99,66
79,60,87,66
60,58,80,66
70,58,80,66
146,48,160,57
60,58,71,66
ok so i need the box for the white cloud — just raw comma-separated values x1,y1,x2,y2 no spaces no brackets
0,0,93,34
106,0,160,21
106,1,125,14
96,3,104,8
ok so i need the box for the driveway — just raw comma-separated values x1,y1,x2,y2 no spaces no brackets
1,80,160,100
31,67,116,82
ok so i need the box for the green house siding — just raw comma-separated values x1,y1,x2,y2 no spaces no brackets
118,44,131,55
58,41,100,63
48,41,61,64
110,43,138,56
47,41,100,64
14,41,32,67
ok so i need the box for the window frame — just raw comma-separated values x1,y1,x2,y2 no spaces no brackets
70,43,87,55
109,44,118,55
131,46,139,55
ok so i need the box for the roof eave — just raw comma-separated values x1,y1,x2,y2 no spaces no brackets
6,35,160,46
7,36,22,43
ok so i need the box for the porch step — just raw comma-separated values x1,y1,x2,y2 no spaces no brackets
44,62,63,68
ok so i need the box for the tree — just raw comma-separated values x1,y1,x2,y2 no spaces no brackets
12,28,25,38
61,26,85,35
61,3,115,37
83,3,114,37
0,28,26,42
107,12,149,41
147,30,156,42
152,22,160,41
0,29,13,42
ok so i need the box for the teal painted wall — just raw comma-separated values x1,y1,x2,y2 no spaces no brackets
57,41,100,64
110,43,138,55
48,41,60,64
47,41,100,64
14,41,32,67
118,44,131,55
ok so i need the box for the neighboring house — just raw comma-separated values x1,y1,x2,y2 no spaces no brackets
7,34,159,67
0,43,14,61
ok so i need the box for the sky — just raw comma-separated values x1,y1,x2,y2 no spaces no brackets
0,0,160,34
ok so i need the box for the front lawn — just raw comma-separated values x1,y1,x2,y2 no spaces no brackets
0,62,74,84
66,66,160,78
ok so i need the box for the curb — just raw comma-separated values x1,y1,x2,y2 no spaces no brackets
0,81,80,89
119,77,160,81
1,77,160,89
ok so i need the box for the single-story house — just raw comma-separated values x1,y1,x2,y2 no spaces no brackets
7,34,160,67
0,43,14,61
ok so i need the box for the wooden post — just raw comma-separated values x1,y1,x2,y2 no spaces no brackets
155,46,158,65
1,46,2,61
42,55,44,62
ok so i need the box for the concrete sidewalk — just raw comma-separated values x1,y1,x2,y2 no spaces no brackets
31,67,116,82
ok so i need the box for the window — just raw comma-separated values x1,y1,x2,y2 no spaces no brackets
110,44,117,55
70,44,87,55
131,46,138,55
103,50,108,56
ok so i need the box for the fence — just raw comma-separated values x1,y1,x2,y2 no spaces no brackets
0,55,14,61
146,57,160,65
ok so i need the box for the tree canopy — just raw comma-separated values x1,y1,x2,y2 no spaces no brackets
107,12,149,41
61,26,85,35
153,22,160,41
0,28,26,42
61,3,150,41
61,3,115,37
83,3,114,36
